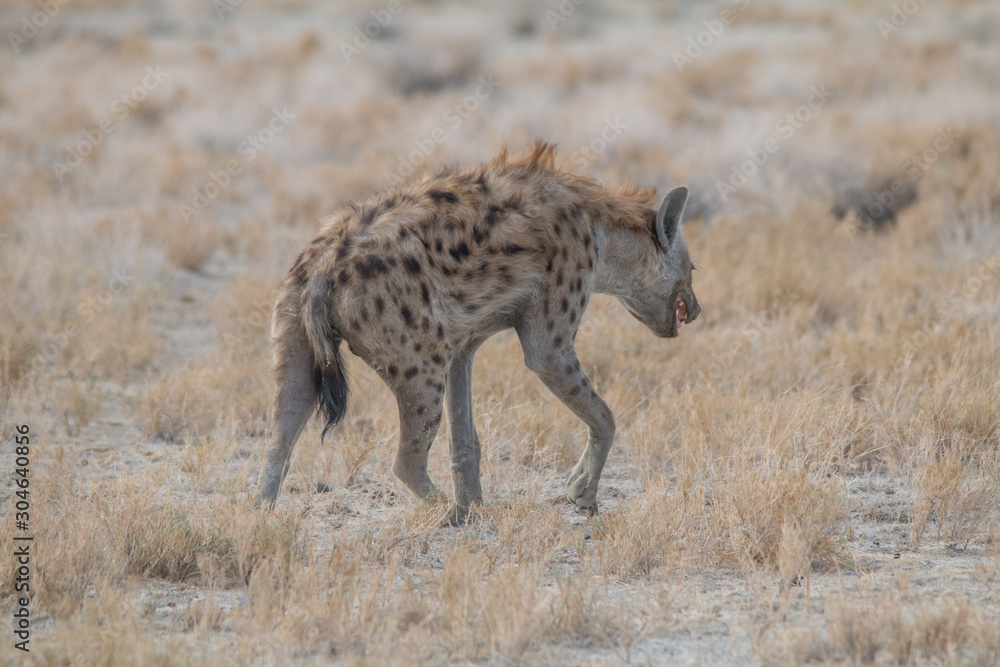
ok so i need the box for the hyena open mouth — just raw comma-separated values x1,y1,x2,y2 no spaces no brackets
675,297,688,329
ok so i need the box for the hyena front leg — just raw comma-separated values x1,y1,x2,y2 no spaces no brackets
445,343,485,523
517,320,615,515
391,373,446,500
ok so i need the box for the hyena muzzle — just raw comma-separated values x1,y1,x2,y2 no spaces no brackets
257,143,700,521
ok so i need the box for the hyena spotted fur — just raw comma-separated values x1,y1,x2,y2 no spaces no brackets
258,142,701,520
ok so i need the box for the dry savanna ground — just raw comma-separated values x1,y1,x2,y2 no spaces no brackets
2,0,1000,664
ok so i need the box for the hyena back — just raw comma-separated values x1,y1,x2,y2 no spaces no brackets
258,142,701,519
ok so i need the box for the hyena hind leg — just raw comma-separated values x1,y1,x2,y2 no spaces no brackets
391,377,446,501
258,323,317,509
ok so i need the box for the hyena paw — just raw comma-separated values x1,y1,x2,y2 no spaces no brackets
443,505,472,527
421,485,449,504
567,476,598,516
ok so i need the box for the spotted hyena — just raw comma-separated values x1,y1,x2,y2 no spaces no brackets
258,142,700,520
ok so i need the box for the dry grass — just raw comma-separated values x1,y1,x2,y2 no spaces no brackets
2,0,1000,664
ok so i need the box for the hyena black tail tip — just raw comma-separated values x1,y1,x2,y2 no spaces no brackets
303,274,349,442
314,348,348,443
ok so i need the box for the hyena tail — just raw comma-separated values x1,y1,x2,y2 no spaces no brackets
302,275,349,441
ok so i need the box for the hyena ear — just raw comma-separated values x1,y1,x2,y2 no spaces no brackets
655,186,688,249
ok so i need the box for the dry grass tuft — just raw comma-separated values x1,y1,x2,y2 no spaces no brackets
136,357,270,442
159,218,225,273
825,593,1000,665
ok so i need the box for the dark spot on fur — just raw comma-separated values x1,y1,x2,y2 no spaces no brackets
564,363,575,375
437,324,445,339
547,320,555,331
545,256,554,272
356,254,389,279
398,227,408,240
401,305,414,327
555,271,564,287
416,405,425,415
554,335,563,347
414,342,422,352
403,256,420,273
473,226,487,244
569,386,580,396
428,189,458,204
553,223,562,237
449,242,470,262
388,365,398,378
435,240,444,253
484,205,502,228
420,283,430,304
336,244,350,261
561,247,569,261
579,294,587,308
404,366,419,380
374,296,385,315
569,309,577,322
421,316,430,332
337,268,351,284
561,298,569,313
359,206,378,227
431,354,444,365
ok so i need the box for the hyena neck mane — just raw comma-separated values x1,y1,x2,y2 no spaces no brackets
524,170,662,299
477,141,665,296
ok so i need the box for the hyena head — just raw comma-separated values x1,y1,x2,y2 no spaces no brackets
617,186,701,338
